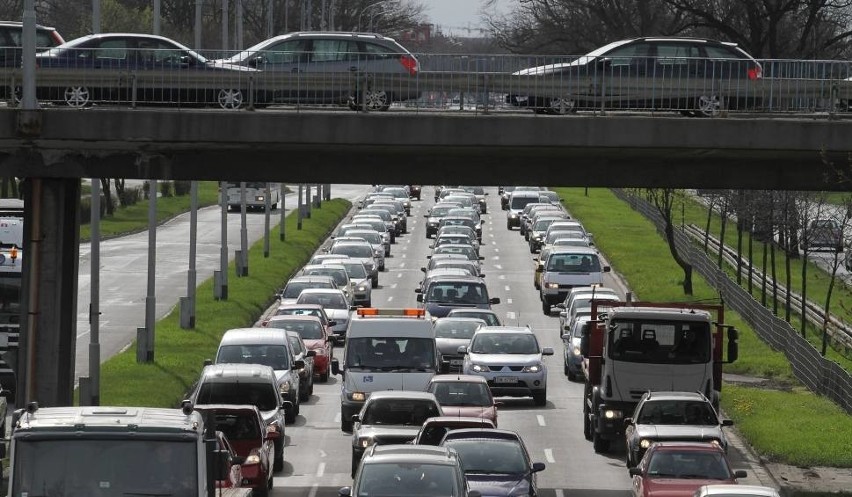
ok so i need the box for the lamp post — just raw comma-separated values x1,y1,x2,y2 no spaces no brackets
153,0,161,35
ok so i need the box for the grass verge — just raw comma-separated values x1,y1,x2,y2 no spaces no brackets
97,199,350,407
79,182,221,242
553,187,852,467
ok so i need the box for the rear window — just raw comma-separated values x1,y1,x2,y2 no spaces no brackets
546,253,601,272
361,398,441,425
195,381,279,411
282,280,332,298
269,319,324,339
216,344,293,370
426,282,488,304
212,412,261,441
511,196,538,209
297,292,348,309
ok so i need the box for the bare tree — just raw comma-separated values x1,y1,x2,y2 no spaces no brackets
645,188,693,295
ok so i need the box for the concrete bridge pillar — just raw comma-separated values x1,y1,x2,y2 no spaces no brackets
17,177,81,407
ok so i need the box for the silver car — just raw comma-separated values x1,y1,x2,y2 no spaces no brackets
323,259,373,307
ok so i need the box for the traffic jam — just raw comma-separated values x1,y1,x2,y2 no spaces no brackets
5,186,769,497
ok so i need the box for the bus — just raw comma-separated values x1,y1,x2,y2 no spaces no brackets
0,198,23,397
225,182,280,211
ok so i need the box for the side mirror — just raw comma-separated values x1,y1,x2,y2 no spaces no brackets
457,345,468,355
265,429,281,440
350,305,358,311
293,359,305,370
556,303,565,309
421,267,427,273
628,468,641,477
531,462,546,473
623,417,633,427
352,414,361,424
489,297,501,305
429,244,435,249
281,400,293,412
414,288,422,293
479,256,485,260
306,350,316,357
339,487,352,497
535,266,543,273
541,347,554,356
328,321,337,327
561,333,571,341
722,419,734,427
479,273,486,277
203,358,213,367
727,328,739,363
417,294,423,302
603,266,611,273
734,470,748,479
559,311,567,318
332,359,341,375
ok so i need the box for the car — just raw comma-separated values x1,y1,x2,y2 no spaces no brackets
436,225,479,246
800,218,844,252
408,185,422,200
528,215,571,252
507,37,763,117
352,214,396,243
265,303,335,337
412,416,496,445
193,405,275,494
358,208,398,236
432,317,486,372
439,428,546,497
376,187,413,215
350,391,443,476
425,203,464,238
439,216,482,241
365,204,406,234
539,247,610,315
460,186,488,214
214,31,420,111
427,374,498,426
418,268,477,296
265,314,334,382
557,288,621,336
322,258,373,307
500,186,540,210
335,222,391,255
628,442,747,497
372,200,409,231
285,330,315,402
624,391,733,468
429,244,485,273
446,308,502,326
506,191,543,230
277,275,338,305
329,237,383,275
562,316,592,381
417,273,500,318
34,33,256,109
422,257,483,278
693,485,781,497
342,445,471,497
210,430,246,490
0,20,64,73
295,288,354,341
432,232,480,254
213,329,304,424
460,326,553,406
190,364,291,473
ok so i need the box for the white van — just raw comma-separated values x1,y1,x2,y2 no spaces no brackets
226,182,280,211
331,308,438,433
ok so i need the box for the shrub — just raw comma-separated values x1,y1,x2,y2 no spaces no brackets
119,187,142,206
173,181,192,196
160,181,173,198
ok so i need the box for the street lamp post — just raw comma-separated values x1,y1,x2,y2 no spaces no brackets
153,0,161,35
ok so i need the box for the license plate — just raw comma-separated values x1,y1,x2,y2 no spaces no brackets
450,359,464,365
495,377,517,384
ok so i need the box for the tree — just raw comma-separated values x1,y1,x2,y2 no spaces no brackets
644,188,693,295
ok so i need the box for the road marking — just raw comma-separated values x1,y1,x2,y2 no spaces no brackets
334,413,341,423
506,311,516,320
505,285,511,291
492,256,499,260
494,248,500,253
555,489,565,497
308,483,319,497
545,448,555,463
499,275,506,280
397,273,403,278
316,463,326,477
494,264,502,270
507,298,513,304
402,253,407,258
391,283,398,289
400,262,406,268
537,415,546,427
387,296,394,302
319,450,327,458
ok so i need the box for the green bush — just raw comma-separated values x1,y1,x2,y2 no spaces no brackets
173,181,192,196
159,181,173,198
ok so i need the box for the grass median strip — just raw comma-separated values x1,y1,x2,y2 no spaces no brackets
96,199,351,407
553,187,852,467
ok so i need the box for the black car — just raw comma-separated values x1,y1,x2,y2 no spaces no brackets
408,185,422,200
34,33,256,109
440,429,545,497
507,37,762,117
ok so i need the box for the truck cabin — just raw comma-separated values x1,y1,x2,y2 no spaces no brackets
607,320,711,364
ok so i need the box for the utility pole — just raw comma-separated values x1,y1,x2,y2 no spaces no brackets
222,0,229,52
153,0,161,35
267,0,274,38
195,0,203,48
93,0,101,34
236,0,244,50
144,180,157,362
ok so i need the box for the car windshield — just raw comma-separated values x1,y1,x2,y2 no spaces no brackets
332,244,373,258
195,381,280,411
448,311,500,326
433,246,477,261
637,400,718,425
426,282,488,304
345,337,436,371
268,319,325,339
434,320,481,339
274,307,325,323
470,333,539,354
430,206,455,217
647,450,731,480
297,292,348,309
356,463,460,497
341,262,368,279
361,398,442,425
12,439,199,497
216,344,293,370
546,253,601,272
445,439,528,474
609,320,711,364
211,411,262,441
511,196,538,209
430,381,492,407
282,281,332,298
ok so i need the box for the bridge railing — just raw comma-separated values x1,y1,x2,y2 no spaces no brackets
1,49,851,115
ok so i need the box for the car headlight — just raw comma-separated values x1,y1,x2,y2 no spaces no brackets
533,234,542,241
471,364,491,373
509,213,518,219
351,391,366,401
639,439,652,449
357,437,374,448
522,364,542,373
255,196,265,202
279,381,290,394
604,409,623,419
245,454,262,464
572,346,581,356
357,285,367,292
314,348,327,356
545,282,559,289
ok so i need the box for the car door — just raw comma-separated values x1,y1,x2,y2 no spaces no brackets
252,38,310,103
135,38,195,105
597,41,653,107
652,42,702,110
307,38,360,102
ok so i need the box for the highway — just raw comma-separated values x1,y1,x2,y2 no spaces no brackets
266,187,772,497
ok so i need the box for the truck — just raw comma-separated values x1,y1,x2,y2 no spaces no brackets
0,199,23,399
331,307,439,433
581,301,738,453
5,401,252,497
226,182,280,211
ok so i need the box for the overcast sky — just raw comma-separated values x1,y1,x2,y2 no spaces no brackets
423,0,512,33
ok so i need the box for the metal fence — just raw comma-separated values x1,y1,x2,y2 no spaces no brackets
613,188,852,414
2,49,852,115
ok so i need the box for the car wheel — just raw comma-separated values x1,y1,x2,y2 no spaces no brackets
274,441,284,472
64,86,92,107
542,300,550,315
254,480,270,497
532,389,546,406
351,450,361,478
583,401,592,441
308,377,314,396
564,362,570,376
320,370,329,383
529,244,536,254
285,404,297,424
217,88,244,110
546,97,577,115
299,386,309,402
372,276,379,287
350,90,391,111
365,300,372,307
593,430,611,453
695,94,723,117
380,264,386,272
506,221,512,230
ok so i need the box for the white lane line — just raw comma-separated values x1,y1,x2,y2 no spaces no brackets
555,489,565,497
402,253,407,258
537,415,546,427
400,262,406,268
507,298,513,305
397,273,403,278
499,275,506,280
316,463,326,477
495,248,500,253
506,311,516,320
387,296,394,302
391,283,398,289
334,412,341,423
504,285,511,291
545,448,555,463
308,483,320,497
319,450,328,458
494,264,502,270
492,256,499,260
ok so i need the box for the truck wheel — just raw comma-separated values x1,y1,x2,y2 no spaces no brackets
255,481,270,497
593,431,610,453
542,300,550,315
583,404,592,441
532,389,547,406
529,244,536,254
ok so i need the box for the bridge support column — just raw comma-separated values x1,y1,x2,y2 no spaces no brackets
18,177,81,407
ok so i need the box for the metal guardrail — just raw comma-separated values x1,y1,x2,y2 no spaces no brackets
614,188,852,413
682,223,852,350
0,50,851,114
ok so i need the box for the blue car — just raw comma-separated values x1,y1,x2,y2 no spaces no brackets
440,429,546,497
34,33,256,109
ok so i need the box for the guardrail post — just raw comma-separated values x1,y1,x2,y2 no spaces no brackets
483,74,490,115
131,72,137,109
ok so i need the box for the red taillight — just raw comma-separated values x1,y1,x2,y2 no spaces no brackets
748,65,761,80
399,55,418,76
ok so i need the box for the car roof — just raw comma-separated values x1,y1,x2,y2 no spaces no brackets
200,363,276,381
420,416,496,428
476,326,535,335
267,314,323,323
298,288,347,295
650,441,727,452
695,485,781,497
550,246,599,255
441,428,522,442
219,328,289,345
427,274,484,283
363,444,458,466
193,404,262,416
368,391,439,401
641,391,709,401
288,275,336,283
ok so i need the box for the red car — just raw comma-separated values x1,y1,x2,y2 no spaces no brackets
213,430,245,489
264,303,335,337
629,442,747,497
196,405,278,497
266,314,334,382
